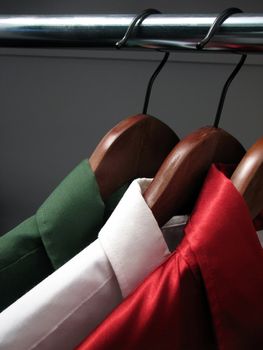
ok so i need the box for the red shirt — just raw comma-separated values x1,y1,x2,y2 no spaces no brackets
77,165,263,350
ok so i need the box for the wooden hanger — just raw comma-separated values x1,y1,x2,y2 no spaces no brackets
143,127,245,226
89,114,178,200
90,10,179,200
231,137,263,219
143,8,247,226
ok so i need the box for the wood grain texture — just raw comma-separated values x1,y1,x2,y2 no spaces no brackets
144,126,246,226
89,114,179,200
231,137,263,219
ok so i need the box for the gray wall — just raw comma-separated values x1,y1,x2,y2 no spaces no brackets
1,1,263,232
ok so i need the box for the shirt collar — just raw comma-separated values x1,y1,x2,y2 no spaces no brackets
99,178,187,298
185,164,263,348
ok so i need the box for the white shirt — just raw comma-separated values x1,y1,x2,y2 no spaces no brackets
0,179,187,350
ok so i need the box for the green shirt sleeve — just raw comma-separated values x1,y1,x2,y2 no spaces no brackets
0,216,53,311
0,160,128,312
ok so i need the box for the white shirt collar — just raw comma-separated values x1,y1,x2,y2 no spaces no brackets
99,178,187,298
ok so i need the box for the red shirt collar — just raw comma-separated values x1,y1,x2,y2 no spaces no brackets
185,164,263,348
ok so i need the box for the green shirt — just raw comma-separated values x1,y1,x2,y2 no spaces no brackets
0,160,127,312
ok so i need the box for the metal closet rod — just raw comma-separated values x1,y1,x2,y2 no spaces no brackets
0,14,263,53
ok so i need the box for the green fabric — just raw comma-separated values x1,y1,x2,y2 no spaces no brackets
0,160,128,312
36,161,105,270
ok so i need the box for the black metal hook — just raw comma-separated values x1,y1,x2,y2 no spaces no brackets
116,9,170,115
213,54,246,128
143,52,169,114
197,8,247,128
116,9,161,49
197,8,243,50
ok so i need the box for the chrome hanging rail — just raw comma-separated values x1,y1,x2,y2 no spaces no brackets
0,14,262,53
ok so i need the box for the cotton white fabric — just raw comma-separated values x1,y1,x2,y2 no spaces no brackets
258,230,263,246
0,179,187,350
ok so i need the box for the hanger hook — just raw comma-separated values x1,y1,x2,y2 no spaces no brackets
213,54,246,128
143,52,169,114
116,9,170,115
116,9,161,49
197,8,247,128
196,8,243,50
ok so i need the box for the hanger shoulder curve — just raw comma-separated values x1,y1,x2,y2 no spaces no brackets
89,114,179,200
231,137,263,219
143,126,246,226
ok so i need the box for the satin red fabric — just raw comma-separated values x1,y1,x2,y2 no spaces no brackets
77,165,263,350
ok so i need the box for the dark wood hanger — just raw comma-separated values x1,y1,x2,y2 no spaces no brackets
143,126,245,226
90,10,180,201
89,114,179,201
231,137,263,219
143,8,248,227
